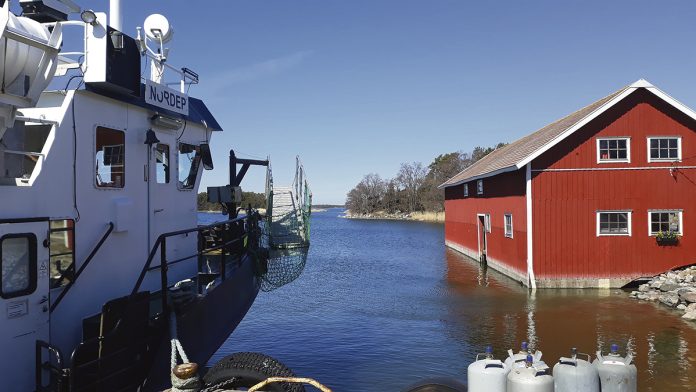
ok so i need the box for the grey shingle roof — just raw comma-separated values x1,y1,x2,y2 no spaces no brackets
440,84,630,188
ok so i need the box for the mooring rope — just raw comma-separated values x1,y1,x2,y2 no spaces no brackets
169,312,201,391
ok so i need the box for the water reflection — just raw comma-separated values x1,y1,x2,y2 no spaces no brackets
444,248,696,391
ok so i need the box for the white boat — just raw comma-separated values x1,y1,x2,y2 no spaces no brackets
0,1,311,390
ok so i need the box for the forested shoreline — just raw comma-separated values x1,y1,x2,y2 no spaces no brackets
197,191,266,212
345,143,505,220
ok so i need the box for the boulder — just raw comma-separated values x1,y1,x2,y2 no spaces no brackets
638,284,651,292
680,292,696,303
677,304,687,311
659,293,680,307
660,283,680,292
683,311,696,321
687,303,696,313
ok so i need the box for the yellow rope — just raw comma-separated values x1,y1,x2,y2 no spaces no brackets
248,377,332,392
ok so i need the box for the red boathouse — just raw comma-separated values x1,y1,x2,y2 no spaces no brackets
441,80,696,288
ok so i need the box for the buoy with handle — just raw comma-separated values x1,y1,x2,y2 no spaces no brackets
592,344,637,392
507,354,554,392
553,347,599,392
467,346,508,392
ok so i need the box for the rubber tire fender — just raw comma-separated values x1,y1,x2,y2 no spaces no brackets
203,352,306,392
401,377,468,392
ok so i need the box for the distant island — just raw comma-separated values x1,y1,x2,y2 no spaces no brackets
344,143,505,223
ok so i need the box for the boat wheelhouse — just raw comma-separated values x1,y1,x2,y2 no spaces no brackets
0,1,311,390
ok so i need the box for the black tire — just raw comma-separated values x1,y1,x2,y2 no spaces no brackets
402,377,468,392
203,352,305,392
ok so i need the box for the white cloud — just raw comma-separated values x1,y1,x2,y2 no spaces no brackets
205,50,314,89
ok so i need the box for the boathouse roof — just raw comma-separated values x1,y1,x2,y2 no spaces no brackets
440,79,696,188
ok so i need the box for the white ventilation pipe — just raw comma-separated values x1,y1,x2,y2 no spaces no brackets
110,0,122,31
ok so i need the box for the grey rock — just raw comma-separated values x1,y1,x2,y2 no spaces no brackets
637,294,648,300
639,284,651,292
680,292,696,303
660,283,680,292
647,292,660,301
659,293,680,307
683,311,696,321
677,304,687,311
676,287,696,296
651,281,663,290
687,303,696,313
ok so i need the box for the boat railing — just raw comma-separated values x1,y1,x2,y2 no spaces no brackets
131,213,260,315
50,222,115,312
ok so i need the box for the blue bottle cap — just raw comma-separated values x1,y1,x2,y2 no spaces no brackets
610,344,619,354
526,354,534,365
521,341,528,351
486,346,493,354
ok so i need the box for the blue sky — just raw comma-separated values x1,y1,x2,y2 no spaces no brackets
79,0,696,204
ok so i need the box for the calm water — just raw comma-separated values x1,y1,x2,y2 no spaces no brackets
201,209,696,391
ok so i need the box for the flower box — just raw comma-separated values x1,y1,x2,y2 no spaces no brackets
656,236,679,246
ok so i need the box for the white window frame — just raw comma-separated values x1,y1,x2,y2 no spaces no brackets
504,213,513,238
463,183,468,197
477,179,483,195
596,137,630,164
648,210,683,236
596,210,632,237
647,136,682,162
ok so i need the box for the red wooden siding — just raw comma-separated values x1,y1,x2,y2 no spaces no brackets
532,89,696,281
444,169,527,278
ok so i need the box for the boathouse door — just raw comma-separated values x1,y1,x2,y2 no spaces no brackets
477,214,487,262
0,221,50,391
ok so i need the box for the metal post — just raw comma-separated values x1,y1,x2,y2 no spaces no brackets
160,238,168,314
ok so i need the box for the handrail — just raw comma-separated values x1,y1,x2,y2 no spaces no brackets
131,216,248,297
50,222,114,313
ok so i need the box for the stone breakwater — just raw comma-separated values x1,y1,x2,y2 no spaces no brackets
629,266,696,322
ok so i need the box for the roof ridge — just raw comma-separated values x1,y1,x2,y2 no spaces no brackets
440,83,633,188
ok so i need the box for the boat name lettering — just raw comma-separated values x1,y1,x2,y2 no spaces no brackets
145,80,189,115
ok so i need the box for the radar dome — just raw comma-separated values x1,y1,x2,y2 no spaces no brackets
144,14,174,43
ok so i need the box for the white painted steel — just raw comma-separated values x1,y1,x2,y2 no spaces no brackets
109,0,123,31
592,351,637,392
507,363,554,392
0,221,50,391
525,163,536,290
553,354,600,392
467,354,508,392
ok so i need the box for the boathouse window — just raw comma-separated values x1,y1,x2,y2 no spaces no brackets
156,144,170,184
648,137,681,162
95,127,125,188
463,184,469,197
49,220,75,289
178,142,201,190
0,233,37,299
477,180,483,195
504,214,513,238
596,211,631,236
597,137,630,163
649,210,682,235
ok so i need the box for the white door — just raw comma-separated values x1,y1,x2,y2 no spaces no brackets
0,221,50,391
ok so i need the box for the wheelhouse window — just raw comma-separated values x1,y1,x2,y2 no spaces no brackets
155,143,170,184
504,214,513,238
49,220,75,289
95,127,125,188
463,184,469,197
0,122,51,185
178,143,201,190
597,137,629,163
649,210,682,235
597,211,631,236
648,137,681,162
477,180,483,195
1,234,37,298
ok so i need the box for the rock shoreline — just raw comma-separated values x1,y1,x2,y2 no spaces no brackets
342,210,444,223
629,265,696,321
